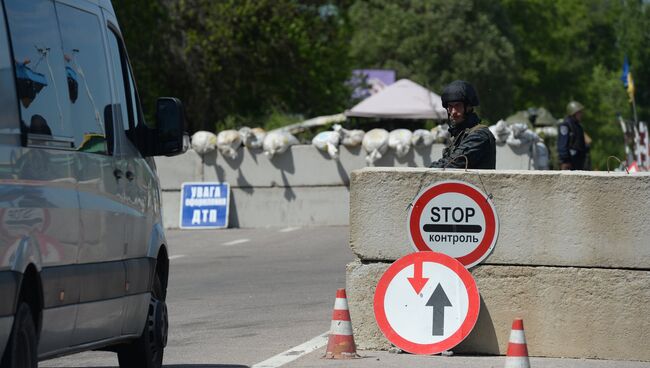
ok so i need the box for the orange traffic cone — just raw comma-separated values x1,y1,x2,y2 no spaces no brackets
324,288,359,359
504,318,530,368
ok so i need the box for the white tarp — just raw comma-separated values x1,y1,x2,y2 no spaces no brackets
345,79,447,120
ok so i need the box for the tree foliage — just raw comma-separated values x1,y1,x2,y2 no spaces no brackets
114,0,650,169
500,1,620,111
616,1,650,120
347,0,647,168
499,0,647,169
117,0,353,132
113,0,173,120
348,0,516,123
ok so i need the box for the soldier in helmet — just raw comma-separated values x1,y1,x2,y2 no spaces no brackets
558,101,588,170
429,80,496,169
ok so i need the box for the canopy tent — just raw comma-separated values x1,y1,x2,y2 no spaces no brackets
533,107,558,126
345,79,447,120
505,107,558,128
505,111,532,128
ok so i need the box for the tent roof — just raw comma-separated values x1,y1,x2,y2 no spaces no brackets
505,107,558,128
533,107,558,126
345,79,447,120
505,111,532,128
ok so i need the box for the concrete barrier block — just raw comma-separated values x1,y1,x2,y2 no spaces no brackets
495,143,532,170
228,186,350,228
161,186,348,229
202,145,359,188
154,150,202,190
350,168,650,269
161,191,180,229
347,261,650,361
156,143,530,191
156,143,530,192
346,261,392,350
155,144,536,229
161,185,349,229
201,145,446,188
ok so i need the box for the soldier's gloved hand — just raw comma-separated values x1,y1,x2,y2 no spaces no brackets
560,163,572,170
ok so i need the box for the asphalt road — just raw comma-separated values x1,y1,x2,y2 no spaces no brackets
42,226,355,368
39,226,650,368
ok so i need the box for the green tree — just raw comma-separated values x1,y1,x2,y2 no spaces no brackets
348,0,516,122
499,0,622,114
616,1,650,121
163,0,353,132
499,0,646,169
582,66,627,169
115,0,650,170
113,0,173,121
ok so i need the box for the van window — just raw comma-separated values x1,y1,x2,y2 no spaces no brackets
0,3,20,135
5,0,73,143
4,0,112,154
55,2,111,154
106,29,129,138
106,28,146,149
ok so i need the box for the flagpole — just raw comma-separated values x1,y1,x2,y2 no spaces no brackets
622,56,638,128
631,94,639,129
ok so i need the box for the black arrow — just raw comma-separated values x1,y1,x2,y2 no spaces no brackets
426,283,452,336
422,224,482,233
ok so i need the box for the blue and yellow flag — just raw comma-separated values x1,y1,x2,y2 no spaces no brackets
621,56,636,103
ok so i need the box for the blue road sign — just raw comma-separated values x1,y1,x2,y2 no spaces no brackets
179,182,230,229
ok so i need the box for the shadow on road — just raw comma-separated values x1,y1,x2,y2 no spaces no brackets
51,365,249,368
166,365,250,368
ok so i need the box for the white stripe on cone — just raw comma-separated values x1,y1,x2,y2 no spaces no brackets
334,298,348,310
330,320,353,335
509,329,526,344
505,356,530,368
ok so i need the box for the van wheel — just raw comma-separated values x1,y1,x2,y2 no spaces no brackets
0,303,37,368
117,274,167,368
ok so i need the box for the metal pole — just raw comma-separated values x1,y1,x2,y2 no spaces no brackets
632,95,639,129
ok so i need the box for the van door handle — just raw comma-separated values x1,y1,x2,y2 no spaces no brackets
113,168,123,179
125,171,135,181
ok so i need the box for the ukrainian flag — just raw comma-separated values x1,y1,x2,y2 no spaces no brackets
621,56,636,103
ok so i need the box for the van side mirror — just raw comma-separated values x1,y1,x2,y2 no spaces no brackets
153,97,186,156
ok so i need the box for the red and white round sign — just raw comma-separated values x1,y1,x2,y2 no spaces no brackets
374,252,480,355
407,180,498,268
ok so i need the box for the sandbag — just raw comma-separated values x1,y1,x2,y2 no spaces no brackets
216,129,242,159
506,123,539,149
312,131,341,159
533,141,550,170
431,123,451,144
263,131,299,158
333,124,364,147
191,130,218,155
362,128,389,166
239,127,267,149
489,120,510,144
388,129,413,158
411,129,434,146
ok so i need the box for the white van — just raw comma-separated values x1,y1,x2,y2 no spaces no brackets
0,0,185,367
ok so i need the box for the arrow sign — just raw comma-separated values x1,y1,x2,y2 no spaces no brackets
375,252,480,355
407,261,429,295
426,283,452,336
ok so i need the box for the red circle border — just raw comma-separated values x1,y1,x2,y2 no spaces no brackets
373,252,480,355
408,181,498,268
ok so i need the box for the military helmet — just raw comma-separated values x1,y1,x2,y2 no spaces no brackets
566,101,585,116
441,80,480,108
